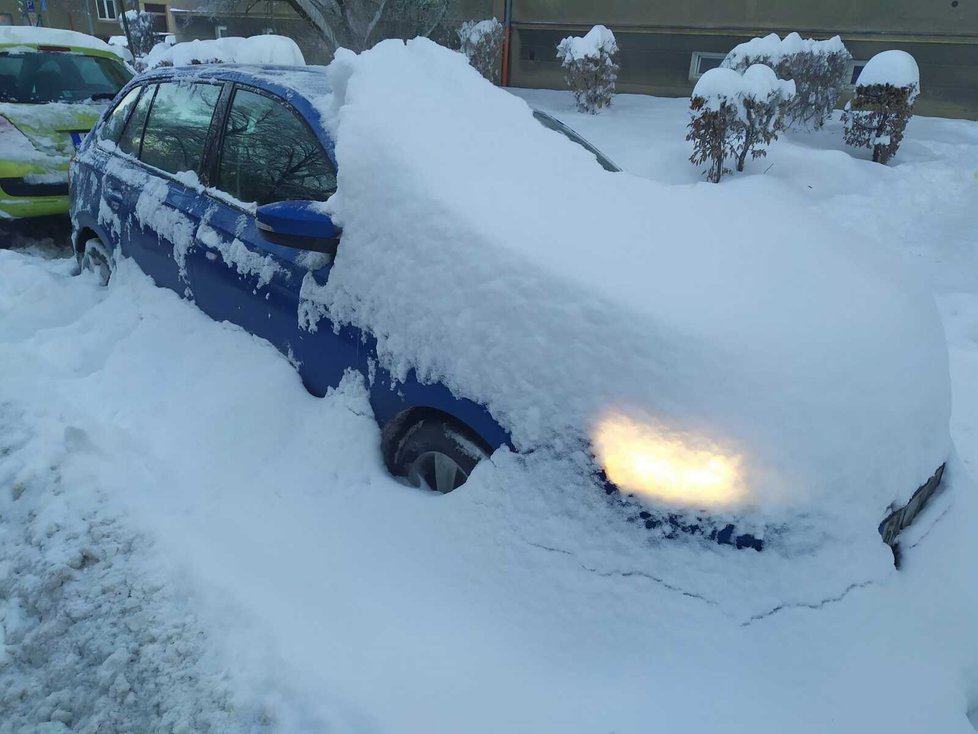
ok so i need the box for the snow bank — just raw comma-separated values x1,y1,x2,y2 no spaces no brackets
723,32,847,69
315,39,949,547
556,24,617,62
0,26,117,55
857,50,921,100
144,35,305,69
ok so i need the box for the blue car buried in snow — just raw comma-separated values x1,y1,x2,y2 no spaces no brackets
69,63,946,561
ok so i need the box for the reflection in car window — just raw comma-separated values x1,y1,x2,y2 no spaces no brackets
117,84,155,158
0,52,130,103
216,88,336,206
140,82,220,175
99,85,142,144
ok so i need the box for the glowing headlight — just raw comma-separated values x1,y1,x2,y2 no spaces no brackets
592,413,747,508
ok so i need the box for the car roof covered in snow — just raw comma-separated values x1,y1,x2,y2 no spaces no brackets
0,26,121,58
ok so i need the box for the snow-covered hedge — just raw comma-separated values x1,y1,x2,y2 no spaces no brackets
687,65,795,182
143,35,305,70
843,50,920,165
457,18,503,84
556,25,619,114
722,32,851,130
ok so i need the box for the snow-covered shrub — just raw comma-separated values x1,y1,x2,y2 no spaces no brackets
119,9,156,59
687,65,795,182
722,32,851,129
686,68,742,183
556,25,619,114
457,18,503,83
842,51,920,165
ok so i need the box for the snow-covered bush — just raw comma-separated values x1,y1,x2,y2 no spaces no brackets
687,65,795,182
556,25,619,114
722,33,851,129
842,51,920,165
457,18,503,83
119,9,156,59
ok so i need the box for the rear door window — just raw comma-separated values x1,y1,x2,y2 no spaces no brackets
139,81,221,176
215,87,336,205
117,84,155,157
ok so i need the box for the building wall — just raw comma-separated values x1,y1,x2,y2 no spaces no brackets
501,1,978,119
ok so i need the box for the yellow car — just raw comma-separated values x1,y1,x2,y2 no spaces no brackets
0,26,131,221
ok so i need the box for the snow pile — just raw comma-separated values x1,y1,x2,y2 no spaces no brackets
144,35,305,69
856,50,921,101
555,24,618,62
723,32,847,69
315,39,949,549
0,26,117,55
692,63,795,111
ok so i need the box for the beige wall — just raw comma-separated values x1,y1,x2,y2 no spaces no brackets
508,0,978,38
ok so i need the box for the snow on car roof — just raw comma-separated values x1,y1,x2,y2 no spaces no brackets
0,26,118,55
304,39,949,548
143,35,306,70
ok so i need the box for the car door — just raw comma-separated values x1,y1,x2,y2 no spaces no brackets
190,84,364,394
106,79,224,297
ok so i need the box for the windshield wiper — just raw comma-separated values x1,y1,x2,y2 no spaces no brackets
88,92,117,101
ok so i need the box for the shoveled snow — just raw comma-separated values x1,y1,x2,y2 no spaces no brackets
857,50,921,101
315,40,948,555
143,35,305,69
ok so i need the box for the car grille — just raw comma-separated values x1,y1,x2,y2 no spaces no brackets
0,177,68,197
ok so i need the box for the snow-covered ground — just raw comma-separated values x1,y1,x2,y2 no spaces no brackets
2,83,978,732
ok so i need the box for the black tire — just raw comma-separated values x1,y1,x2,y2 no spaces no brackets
79,237,112,286
392,418,488,494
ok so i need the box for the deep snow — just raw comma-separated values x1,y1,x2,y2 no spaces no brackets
1,70,977,733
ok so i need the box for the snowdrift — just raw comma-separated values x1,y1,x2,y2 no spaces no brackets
309,38,951,549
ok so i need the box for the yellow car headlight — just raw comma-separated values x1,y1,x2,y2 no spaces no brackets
592,412,747,509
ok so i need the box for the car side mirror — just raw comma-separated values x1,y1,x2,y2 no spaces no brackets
256,200,340,254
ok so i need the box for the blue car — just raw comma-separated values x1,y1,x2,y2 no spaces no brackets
70,64,512,494
70,63,945,559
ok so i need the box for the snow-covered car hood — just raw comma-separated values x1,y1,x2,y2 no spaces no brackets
300,39,951,551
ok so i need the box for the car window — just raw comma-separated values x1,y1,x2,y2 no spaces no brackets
216,87,336,206
139,81,221,176
99,85,142,144
0,51,130,103
117,84,155,158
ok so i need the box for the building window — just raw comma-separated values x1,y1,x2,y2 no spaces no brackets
849,60,868,86
689,52,726,81
215,24,227,38
95,0,117,21
142,2,168,32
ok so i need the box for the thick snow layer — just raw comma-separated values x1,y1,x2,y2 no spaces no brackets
317,39,948,548
3,85,978,731
556,24,617,62
0,26,117,55
723,31,848,68
143,35,305,69
692,64,795,111
857,50,921,99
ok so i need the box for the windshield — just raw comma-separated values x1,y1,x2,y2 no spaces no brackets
0,51,131,104
532,110,621,173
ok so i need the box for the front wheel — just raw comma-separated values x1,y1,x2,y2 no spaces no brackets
392,418,489,494
79,237,112,286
